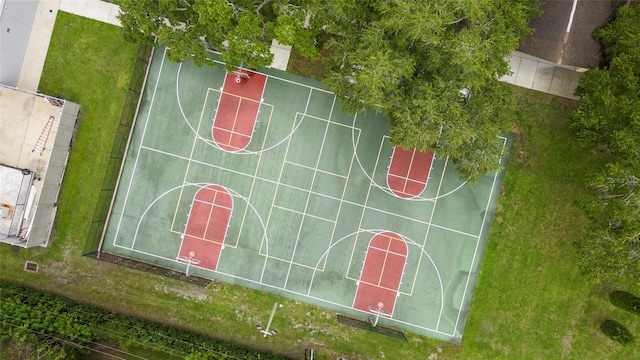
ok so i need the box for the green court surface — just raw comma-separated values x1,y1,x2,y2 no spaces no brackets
102,46,512,344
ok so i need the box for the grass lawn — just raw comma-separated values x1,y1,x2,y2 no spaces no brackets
1,12,639,360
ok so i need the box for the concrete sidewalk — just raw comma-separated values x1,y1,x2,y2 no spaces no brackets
17,0,580,100
60,0,120,26
499,51,583,100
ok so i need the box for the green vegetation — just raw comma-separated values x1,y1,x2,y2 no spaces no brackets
117,0,318,70
600,319,634,345
610,291,640,316
570,3,640,285
311,0,538,181
0,282,286,359
1,10,640,360
118,0,540,181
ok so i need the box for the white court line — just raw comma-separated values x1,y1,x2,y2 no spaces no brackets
235,90,270,252
139,145,480,238
113,47,168,248
111,241,454,337
285,160,349,179
212,186,234,270
208,57,334,95
258,87,313,283
193,198,233,210
305,229,445,322
387,172,428,186
345,122,384,281
326,115,359,269
368,245,408,258
567,0,578,33
112,49,507,338
420,155,448,329
212,126,252,139
283,95,337,289
123,182,269,263
272,204,336,224
170,64,220,232
450,137,506,335
351,233,407,310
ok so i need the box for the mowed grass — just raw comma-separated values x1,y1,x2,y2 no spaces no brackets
1,13,639,360
455,92,640,360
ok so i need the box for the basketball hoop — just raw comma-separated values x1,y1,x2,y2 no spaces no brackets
177,251,201,277
368,301,390,327
231,70,250,84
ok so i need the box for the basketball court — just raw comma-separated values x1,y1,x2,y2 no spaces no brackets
101,46,512,343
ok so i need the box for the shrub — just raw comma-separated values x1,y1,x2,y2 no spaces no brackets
610,291,640,315
600,319,634,344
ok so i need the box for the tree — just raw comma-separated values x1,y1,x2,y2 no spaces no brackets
570,4,640,159
118,0,318,71
570,53,640,158
576,160,640,284
570,4,640,285
593,4,640,63
119,0,539,180
307,0,538,180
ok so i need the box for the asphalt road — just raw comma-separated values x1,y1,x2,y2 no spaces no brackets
518,0,625,68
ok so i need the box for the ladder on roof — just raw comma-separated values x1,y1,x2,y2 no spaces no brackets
32,116,54,155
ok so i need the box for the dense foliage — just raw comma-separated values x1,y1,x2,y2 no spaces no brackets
119,0,539,181
571,4,640,285
0,282,287,359
610,291,640,316
118,0,318,70
313,0,538,180
600,319,634,345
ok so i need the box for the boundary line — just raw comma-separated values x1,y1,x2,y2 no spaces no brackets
171,70,224,240
141,145,479,238
208,57,334,95
235,77,270,253
345,121,387,282
259,87,313,282
283,95,336,289
450,136,506,335
113,47,168,248
112,241,453,337
108,49,511,339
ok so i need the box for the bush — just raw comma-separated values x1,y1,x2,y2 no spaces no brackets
0,281,288,359
600,319,634,344
610,291,640,315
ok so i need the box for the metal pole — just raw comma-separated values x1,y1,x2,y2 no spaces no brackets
261,301,279,337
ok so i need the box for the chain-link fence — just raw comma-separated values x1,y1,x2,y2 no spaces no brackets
83,43,153,256
336,313,407,341
97,252,211,286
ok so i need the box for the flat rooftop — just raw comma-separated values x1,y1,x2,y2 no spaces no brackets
0,85,79,247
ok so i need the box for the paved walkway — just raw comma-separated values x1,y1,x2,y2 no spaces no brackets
18,0,579,100
499,51,582,100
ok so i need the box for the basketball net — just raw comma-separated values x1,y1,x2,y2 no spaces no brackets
368,301,390,327
231,70,250,84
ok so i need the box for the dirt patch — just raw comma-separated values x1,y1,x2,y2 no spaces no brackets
156,283,209,302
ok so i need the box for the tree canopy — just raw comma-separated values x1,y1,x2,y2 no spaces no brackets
571,3,640,285
118,0,318,69
570,4,640,160
305,0,538,180
119,0,539,180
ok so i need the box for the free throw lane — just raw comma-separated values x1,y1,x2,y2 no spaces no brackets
353,232,407,318
387,147,434,198
178,184,233,271
212,71,267,151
